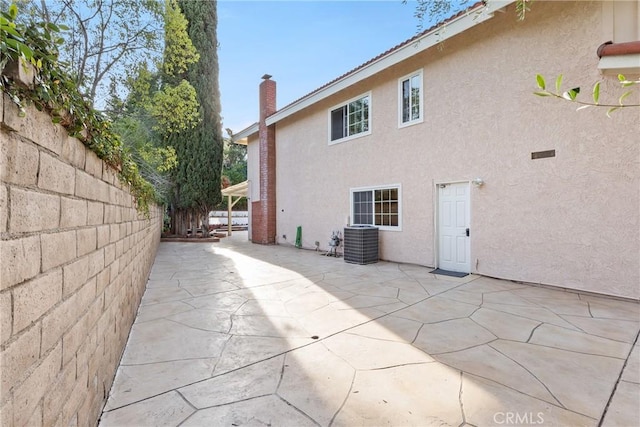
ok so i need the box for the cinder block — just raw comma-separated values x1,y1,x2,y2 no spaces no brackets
108,185,119,206
62,257,89,298
43,358,76,426
75,319,99,377
103,273,119,309
38,152,75,195
0,290,11,345
60,197,88,228
25,401,43,427
2,101,63,155
77,228,97,257
0,184,7,233
12,342,62,427
13,269,63,333
0,399,13,427
0,133,39,185
86,249,104,279
96,225,110,248
60,367,88,426
0,323,41,396
0,235,41,290
95,310,113,348
76,382,102,427
95,269,110,296
84,149,102,179
104,243,115,267
104,205,117,224
62,292,100,366
3,59,35,88
115,240,124,259
75,278,97,317
110,257,121,277
74,170,97,201
102,165,116,186
41,230,76,271
41,280,93,352
61,135,85,169
87,202,104,226
96,180,111,203
109,224,120,243
119,223,127,239
9,187,60,233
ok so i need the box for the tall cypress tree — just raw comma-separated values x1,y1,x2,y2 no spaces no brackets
170,0,223,234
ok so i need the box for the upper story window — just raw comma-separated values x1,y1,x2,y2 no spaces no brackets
329,93,371,144
351,185,401,231
398,70,423,127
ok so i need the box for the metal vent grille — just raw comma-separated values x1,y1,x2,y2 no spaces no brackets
343,226,379,265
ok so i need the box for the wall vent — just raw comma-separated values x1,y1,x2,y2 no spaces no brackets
531,149,556,160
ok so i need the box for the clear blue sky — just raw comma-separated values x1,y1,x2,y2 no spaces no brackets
217,0,427,134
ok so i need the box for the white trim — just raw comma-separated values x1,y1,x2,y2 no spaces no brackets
265,1,513,127
350,183,402,232
232,123,259,142
328,91,372,145
598,54,640,76
398,69,424,128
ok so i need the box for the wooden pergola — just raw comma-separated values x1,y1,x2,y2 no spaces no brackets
220,180,248,236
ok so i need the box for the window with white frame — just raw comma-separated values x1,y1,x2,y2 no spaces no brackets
351,185,401,230
329,93,370,143
399,70,423,127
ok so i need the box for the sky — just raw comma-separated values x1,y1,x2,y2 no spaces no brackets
217,0,430,134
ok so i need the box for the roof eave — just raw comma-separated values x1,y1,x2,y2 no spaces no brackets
598,54,640,76
231,122,259,144
265,0,515,127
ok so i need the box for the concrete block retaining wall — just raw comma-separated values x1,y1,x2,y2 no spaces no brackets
0,93,162,426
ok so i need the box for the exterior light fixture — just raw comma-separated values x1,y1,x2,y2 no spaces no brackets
472,178,485,187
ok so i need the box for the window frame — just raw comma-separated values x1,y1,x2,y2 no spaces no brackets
350,184,402,231
398,69,424,128
328,92,372,145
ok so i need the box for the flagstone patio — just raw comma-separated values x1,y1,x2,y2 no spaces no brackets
99,232,639,426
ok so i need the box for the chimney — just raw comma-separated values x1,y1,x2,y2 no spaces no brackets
252,75,277,244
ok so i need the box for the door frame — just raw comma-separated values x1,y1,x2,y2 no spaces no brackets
433,180,471,273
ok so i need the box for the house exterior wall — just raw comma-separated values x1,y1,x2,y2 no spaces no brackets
250,1,639,299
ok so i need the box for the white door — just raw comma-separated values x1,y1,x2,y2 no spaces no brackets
438,182,470,273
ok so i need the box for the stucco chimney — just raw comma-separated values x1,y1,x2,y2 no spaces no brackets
252,75,277,244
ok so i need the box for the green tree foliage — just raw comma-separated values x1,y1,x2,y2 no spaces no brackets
6,0,164,107
167,0,223,235
163,0,199,77
406,0,533,31
109,0,201,203
149,79,200,133
535,73,639,117
222,136,247,186
1,3,156,214
220,136,247,211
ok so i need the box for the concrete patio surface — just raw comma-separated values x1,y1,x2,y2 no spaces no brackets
99,232,640,426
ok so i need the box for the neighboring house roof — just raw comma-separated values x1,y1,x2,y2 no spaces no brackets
233,0,515,142
221,180,248,198
597,40,640,75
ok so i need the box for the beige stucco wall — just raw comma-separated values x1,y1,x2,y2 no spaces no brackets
0,95,162,426
251,1,639,299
